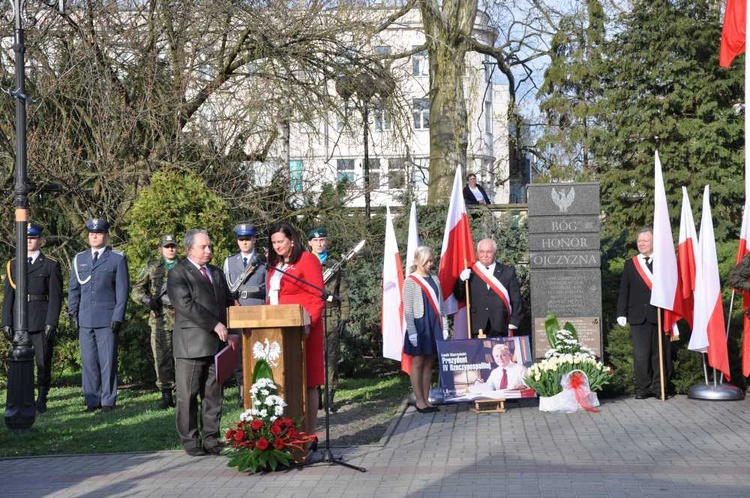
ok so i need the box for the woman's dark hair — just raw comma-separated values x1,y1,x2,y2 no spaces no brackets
466,172,476,181
267,222,305,266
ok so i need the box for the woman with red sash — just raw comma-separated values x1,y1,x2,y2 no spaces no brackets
267,222,325,437
403,246,449,413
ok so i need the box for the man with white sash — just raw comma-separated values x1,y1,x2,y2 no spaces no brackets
453,238,523,338
617,227,668,399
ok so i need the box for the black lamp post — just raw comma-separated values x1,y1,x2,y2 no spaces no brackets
4,0,63,431
335,72,376,218
4,0,34,431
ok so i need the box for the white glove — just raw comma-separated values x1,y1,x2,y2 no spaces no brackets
460,268,471,281
442,329,449,340
617,316,627,327
408,332,418,347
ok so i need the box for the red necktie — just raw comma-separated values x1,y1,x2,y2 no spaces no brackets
200,266,212,286
500,368,508,389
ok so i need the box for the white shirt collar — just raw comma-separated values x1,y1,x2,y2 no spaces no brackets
91,247,106,258
28,251,40,264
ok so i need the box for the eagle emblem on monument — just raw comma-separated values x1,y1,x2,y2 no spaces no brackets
551,187,575,213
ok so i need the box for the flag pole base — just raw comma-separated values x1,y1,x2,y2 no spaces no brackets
687,383,745,401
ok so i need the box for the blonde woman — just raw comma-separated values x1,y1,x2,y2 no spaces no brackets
403,246,449,413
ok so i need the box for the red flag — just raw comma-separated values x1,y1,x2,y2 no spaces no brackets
736,202,750,376
688,186,730,380
381,206,410,374
720,0,746,68
650,151,682,335
439,166,476,340
677,187,698,329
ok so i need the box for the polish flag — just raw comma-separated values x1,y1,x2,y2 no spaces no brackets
439,166,476,340
382,205,410,373
650,151,682,335
676,187,698,329
719,0,746,68
688,186,731,380
735,201,750,376
405,201,420,276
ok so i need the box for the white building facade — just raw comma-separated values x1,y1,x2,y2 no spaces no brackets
285,8,511,207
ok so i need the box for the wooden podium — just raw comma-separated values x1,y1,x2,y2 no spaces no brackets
227,304,310,420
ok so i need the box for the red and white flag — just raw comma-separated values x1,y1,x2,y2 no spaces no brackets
382,205,410,373
677,187,698,329
688,186,731,380
405,201,420,276
736,201,750,376
439,166,476,340
720,0,746,68
650,151,682,335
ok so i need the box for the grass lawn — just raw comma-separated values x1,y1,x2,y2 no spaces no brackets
0,374,410,458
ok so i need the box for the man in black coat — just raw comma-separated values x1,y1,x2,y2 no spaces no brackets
453,238,523,337
2,223,63,413
617,227,669,399
167,228,238,457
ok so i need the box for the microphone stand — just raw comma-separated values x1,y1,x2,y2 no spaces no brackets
265,262,366,472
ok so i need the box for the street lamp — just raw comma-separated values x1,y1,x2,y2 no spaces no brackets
4,0,63,431
335,72,377,218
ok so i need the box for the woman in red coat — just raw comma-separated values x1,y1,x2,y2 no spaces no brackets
267,222,325,437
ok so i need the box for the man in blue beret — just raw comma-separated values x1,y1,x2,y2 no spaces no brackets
2,223,63,413
222,223,266,407
68,218,130,413
308,227,349,411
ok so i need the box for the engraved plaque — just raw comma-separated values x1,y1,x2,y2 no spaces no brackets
533,316,602,359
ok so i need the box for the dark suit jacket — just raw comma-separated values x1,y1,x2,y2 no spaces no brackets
617,257,657,325
453,262,523,336
463,184,491,205
167,259,235,359
3,253,63,332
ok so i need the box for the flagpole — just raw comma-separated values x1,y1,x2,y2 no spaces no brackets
657,308,666,401
464,259,472,335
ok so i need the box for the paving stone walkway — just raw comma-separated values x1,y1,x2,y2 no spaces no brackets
2,395,750,497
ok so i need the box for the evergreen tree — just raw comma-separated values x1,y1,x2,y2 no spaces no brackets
537,0,606,181
594,0,743,240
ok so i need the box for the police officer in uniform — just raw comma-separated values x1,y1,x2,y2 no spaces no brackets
131,234,179,409
2,223,63,413
68,218,130,412
308,227,349,410
223,223,266,406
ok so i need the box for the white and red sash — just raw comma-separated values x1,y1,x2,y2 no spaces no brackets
409,274,441,317
471,262,512,317
632,255,653,290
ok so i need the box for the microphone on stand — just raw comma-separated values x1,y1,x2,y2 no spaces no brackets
262,261,341,303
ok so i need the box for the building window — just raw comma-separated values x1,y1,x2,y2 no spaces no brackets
411,157,429,187
289,160,303,192
366,158,381,189
412,48,428,77
374,45,392,72
412,98,430,129
388,158,406,189
337,158,355,185
374,103,391,132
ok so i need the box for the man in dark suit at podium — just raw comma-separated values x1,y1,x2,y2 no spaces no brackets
167,229,238,457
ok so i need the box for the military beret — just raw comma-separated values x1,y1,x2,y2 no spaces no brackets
233,223,258,237
160,234,177,247
27,223,43,237
85,218,109,233
307,227,327,240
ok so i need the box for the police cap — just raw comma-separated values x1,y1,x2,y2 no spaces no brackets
85,218,110,233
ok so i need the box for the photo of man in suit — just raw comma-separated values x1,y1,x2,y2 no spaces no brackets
167,228,238,457
68,218,129,413
2,223,63,413
617,227,670,399
453,238,523,337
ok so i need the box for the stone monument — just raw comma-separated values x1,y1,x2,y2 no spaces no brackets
528,183,602,358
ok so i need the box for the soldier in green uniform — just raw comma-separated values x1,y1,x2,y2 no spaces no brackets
131,234,179,409
308,227,349,410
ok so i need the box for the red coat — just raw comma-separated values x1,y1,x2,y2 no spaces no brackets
267,251,325,387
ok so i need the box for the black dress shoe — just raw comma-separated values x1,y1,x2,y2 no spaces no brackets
634,392,652,400
101,405,115,413
204,445,223,456
185,447,206,457
84,405,101,412
416,406,438,413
